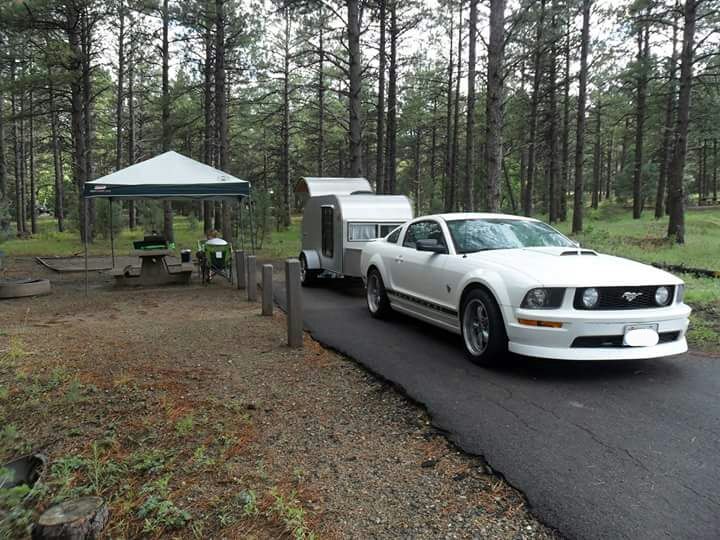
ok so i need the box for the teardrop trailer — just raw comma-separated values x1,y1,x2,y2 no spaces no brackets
295,177,414,285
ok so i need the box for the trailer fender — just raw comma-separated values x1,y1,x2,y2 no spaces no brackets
299,250,322,270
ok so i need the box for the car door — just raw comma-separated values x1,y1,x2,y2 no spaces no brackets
391,220,449,304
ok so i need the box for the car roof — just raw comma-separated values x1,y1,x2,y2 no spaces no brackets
419,212,538,222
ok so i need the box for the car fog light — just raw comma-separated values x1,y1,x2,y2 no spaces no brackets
582,287,599,308
655,286,670,306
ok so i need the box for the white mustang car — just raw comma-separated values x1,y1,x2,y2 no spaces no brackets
360,213,691,363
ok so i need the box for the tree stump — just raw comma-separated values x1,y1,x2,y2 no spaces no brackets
32,497,108,540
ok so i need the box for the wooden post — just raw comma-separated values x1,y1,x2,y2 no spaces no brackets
247,255,256,302
285,258,303,348
262,264,273,316
235,250,246,289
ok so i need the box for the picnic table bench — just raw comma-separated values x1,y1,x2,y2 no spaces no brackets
110,249,194,286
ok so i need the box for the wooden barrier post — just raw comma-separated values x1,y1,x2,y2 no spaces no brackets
262,264,273,316
285,259,303,348
236,250,246,289
247,255,257,302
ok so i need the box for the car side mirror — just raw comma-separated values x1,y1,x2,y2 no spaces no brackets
416,239,447,254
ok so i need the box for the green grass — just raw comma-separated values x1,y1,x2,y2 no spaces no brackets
554,204,720,271
0,214,299,260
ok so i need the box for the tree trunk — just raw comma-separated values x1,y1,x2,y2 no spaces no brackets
318,14,326,177
280,7,291,227
203,23,214,233
443,11,455,211
524,0,545,217
11,64,25,234
546,1,560,222
28,86,37,234
347,0,363,177
714,138,718,203
632,25,649,219
49,74,65,233
375,0,386,192
32,497,108,540
126,46,136,229
572,0,591,234
0,90,5,204
429,97,438,211
449,3,463,211
161,0,174,241
413,130,422,214
81,11,95,239
655,18,678,218
605,129,613,200
591,104,601,210
384,1,398,195
484,0,504,212
667,0,698,244
559,9,571,222
65,5,88,242
116,1,125,173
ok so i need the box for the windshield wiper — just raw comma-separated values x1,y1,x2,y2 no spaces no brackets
458,247,504,254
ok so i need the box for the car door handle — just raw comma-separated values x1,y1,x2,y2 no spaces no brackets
394,256,404,263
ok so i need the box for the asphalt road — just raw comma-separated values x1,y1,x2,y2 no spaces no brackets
276,279,720,540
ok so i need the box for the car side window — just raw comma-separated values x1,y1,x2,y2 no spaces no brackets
386,227,402,244
402,221,446,249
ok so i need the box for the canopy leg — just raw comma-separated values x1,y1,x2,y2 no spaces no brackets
249,197,256,254
239,201,244,250
84,198,89,297
110,199,115,268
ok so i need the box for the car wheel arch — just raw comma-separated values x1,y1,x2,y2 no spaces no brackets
458,282,507,329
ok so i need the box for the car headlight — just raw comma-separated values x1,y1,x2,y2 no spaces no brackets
521,288,565,309
676,284,685,304
655,286,671,306
581,287,599,309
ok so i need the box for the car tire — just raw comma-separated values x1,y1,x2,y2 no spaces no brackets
366,268,392,319
460,288,508,365
299,254,319,287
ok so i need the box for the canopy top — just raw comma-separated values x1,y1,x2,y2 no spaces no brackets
83,151,250,200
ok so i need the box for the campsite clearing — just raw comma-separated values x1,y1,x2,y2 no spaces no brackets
0,258,555,539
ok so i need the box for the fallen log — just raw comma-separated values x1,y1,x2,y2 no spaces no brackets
651,262,720,279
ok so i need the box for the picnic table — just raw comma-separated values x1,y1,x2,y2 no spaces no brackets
110,248,194,286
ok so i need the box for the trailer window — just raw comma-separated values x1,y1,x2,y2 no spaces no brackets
322,207,333,257
348,223,377,241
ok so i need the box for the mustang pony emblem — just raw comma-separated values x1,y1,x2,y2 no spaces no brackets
622,291,643,302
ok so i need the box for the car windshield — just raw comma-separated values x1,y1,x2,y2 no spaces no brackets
446,218,575,254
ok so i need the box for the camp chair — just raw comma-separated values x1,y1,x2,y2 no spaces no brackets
197,240,233,284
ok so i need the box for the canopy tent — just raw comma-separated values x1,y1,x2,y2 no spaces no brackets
81,151,253,294
83,151,250,199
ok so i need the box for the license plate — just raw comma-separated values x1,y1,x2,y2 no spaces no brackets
624,323,658,333
623,324,659,347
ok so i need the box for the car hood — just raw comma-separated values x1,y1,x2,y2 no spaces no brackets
464,246,682,287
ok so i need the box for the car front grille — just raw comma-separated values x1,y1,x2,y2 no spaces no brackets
573,285,675,310
571,331,680,348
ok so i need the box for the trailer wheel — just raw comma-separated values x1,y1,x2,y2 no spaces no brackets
366,268,392,318
299,254,319,287
0,278,51,299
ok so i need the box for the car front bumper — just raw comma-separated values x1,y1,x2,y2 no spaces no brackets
504,303,691,361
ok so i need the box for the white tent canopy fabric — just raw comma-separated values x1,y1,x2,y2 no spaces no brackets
83,151,250,200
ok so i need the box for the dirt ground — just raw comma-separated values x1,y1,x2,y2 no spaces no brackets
0,258,557,539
